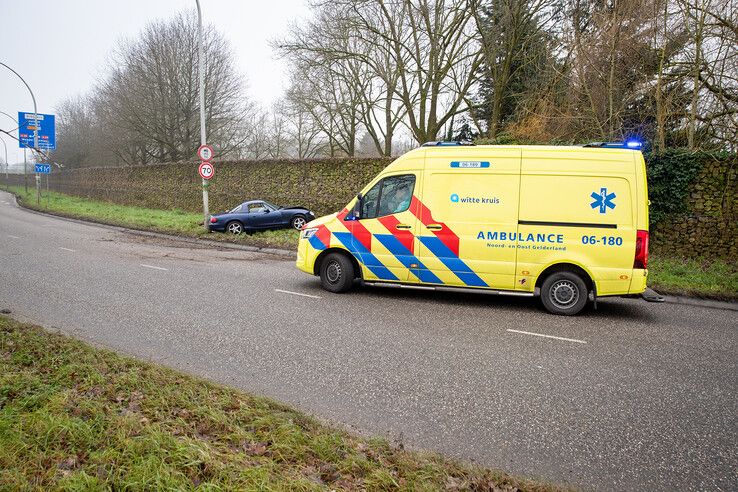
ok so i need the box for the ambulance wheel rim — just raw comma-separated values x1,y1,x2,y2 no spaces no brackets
326,260,342,283
550,280,578,308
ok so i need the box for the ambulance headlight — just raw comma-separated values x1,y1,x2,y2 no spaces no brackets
301,227,319,239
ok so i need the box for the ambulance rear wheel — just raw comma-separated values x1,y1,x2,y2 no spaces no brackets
320,253,354,293
540,271,588,316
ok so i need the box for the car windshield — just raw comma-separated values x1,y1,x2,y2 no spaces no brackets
263,200,281,210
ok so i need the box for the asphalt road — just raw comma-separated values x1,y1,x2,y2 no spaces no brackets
1,190,736,491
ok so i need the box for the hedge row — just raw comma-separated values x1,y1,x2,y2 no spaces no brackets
31,158,393,217
5,151,737,259
647,151,737,259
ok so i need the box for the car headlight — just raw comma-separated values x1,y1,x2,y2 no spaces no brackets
301,227,319,239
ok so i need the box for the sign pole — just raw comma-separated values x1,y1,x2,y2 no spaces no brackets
23,148,27,194
196,0,209,230
35,155,40,205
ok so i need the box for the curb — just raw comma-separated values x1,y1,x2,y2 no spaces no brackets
5,191,297,259
660,294,738,312
5,191,736,311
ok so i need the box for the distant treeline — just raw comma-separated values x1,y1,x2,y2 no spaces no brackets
51,1,737,168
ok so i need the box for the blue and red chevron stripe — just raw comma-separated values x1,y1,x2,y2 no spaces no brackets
311,199,487,288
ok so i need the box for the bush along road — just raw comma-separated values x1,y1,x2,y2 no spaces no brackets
6,186,737,301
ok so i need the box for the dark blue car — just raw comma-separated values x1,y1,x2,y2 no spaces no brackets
208,200,315,234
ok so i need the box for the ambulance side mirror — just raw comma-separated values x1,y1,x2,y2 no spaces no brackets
346,194,362,221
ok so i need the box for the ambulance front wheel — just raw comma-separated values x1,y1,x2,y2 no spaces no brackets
540,271,589,316
319,252,355,293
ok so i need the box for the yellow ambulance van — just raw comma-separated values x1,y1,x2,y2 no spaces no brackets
296,142,653,315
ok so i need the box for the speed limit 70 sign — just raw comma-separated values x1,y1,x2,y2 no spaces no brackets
198,161,215,180
197,144,214,161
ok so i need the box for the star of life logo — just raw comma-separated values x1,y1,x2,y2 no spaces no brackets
590,187,616,214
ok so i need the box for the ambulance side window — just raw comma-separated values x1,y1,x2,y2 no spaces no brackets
361,182,382,219
361,175,415,220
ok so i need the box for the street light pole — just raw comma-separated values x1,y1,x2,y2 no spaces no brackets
195,0,209,230
0,62,39,197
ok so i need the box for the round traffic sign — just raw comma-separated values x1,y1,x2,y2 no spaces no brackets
198,161,215,180
197,144,214,161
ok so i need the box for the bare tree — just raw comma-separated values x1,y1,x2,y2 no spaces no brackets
348,0,484,143
280,0,483,146
95,11,250,164
283,85,327,158
472,0,561,138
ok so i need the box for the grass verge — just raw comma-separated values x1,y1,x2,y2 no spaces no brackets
7,186,299,250
0,316,557,491
647,256,738,301
5,185,736,301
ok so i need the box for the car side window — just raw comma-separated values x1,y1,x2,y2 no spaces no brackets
248,203,266,213
361,174,415,220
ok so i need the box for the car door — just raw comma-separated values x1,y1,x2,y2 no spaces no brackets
260,202,283,227
352,173,421,283
246,202,272,229
414,149,521,290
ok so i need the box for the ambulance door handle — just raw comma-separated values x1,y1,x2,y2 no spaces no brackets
395,224,412,230
426,224,443,230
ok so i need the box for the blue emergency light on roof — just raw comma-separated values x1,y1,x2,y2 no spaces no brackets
582,141,644,150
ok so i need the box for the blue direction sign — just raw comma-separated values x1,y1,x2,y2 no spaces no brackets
35,164,51,174
18,112,56,150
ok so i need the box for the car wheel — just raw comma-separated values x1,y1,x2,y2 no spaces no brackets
540,271,589,315
226,221,244,235
291,215,307,230
319,253,354,293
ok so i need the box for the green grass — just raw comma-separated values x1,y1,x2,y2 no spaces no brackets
5,186,736,300
7,186,299,250
0,316,558,491
648,256,738,301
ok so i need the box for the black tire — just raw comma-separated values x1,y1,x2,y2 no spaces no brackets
540,271,589,316
291,215,307,230
226,221,244,235
319,253,355,293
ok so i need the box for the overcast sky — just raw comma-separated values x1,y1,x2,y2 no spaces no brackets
0,0,311,164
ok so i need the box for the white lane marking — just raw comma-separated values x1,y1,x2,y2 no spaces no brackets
507,329,587,344
140,264,168,271
7,235,20,239
58,247,76,252
275,289,322,299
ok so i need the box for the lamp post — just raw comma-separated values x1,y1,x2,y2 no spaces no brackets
195,0,209,230
0,63,39,196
